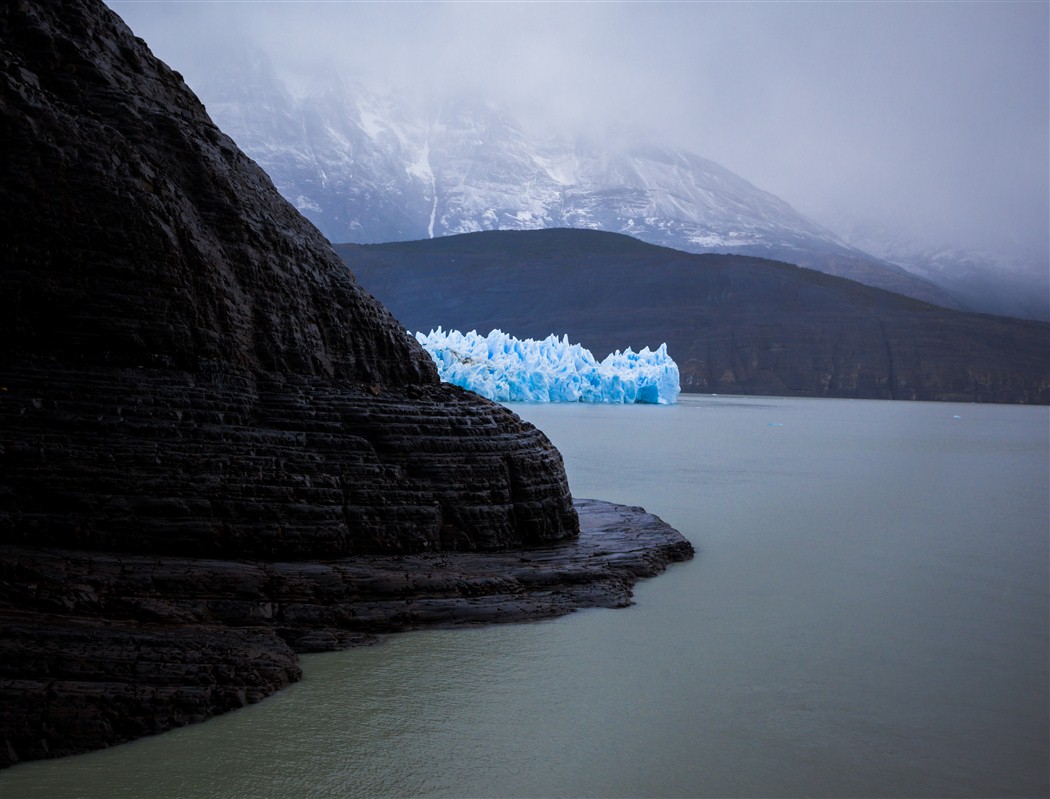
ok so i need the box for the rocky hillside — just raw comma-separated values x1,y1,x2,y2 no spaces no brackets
340,230,1050,405
0,0,691,766
0,0,579,559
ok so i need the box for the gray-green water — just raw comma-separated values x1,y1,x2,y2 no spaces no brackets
3,396,1048,798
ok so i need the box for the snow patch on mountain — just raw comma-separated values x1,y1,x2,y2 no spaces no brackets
829,215,1050,321
180,49,998,314
294,195,322,213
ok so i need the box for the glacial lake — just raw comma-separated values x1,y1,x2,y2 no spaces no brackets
3,395,1048,798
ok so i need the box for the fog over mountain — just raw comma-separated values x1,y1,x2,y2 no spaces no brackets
107,1,1048,315
169,63,965,310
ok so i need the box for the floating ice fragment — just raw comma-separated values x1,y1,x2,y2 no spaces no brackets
415,328,680,404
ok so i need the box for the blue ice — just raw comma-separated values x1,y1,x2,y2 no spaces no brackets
414,328,681,405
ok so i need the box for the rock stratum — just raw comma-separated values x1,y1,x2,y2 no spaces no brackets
1,499,690,766
0,0,692,768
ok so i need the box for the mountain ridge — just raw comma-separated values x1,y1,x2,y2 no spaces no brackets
180,54,963,311
338,229,1050,404
831,216,1050,321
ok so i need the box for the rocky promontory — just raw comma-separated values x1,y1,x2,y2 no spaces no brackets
1,498,690,765
0,0,692,768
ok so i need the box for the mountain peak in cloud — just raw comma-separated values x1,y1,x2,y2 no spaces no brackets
180,50,966,310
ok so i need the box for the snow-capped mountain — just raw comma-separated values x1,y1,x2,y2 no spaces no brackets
188,48,964,309
830,218,1050,321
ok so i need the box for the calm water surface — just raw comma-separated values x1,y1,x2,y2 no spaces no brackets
3,396,1048,798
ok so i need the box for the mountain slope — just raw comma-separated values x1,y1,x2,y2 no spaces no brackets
182,54,961,311
832,217,1050,322
338,229,1050,404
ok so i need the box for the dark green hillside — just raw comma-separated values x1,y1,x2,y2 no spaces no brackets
337,229,1050,404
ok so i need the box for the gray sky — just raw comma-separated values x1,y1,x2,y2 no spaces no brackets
107,0,1048,268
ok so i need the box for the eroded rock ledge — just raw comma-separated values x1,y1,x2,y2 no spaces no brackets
0,498,693,767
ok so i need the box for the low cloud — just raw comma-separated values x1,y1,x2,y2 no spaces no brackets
109,0,1048,272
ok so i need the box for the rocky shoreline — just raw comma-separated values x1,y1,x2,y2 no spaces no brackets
0,498,692,767
0,0,694,770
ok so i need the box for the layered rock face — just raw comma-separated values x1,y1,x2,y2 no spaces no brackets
1,498,690,765
0,0,692,768
0,0,578,556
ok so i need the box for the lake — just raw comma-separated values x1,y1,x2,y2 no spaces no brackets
3,395,1047,798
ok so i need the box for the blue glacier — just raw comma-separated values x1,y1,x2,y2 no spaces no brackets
414,328,681,404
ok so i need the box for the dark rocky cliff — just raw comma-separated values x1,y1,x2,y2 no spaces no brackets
0,0,692,766
0,0,579,557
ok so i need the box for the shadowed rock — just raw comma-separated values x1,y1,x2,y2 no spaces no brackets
0,0,692,767
1,498,690,764
0,0,577,558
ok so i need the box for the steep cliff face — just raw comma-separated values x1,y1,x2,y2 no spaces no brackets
1,7,427,385
0,0,686,768
0,0,578,557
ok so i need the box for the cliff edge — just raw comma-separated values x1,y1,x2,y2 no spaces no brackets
0,0,691,767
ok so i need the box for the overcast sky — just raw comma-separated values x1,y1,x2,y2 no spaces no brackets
108,0,1048,268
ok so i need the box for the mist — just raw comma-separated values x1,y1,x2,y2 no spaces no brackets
107,0,1048,276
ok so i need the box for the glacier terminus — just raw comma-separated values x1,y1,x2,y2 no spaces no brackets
415,328,681,404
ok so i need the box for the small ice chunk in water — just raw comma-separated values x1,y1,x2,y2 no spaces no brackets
414,328,681,404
